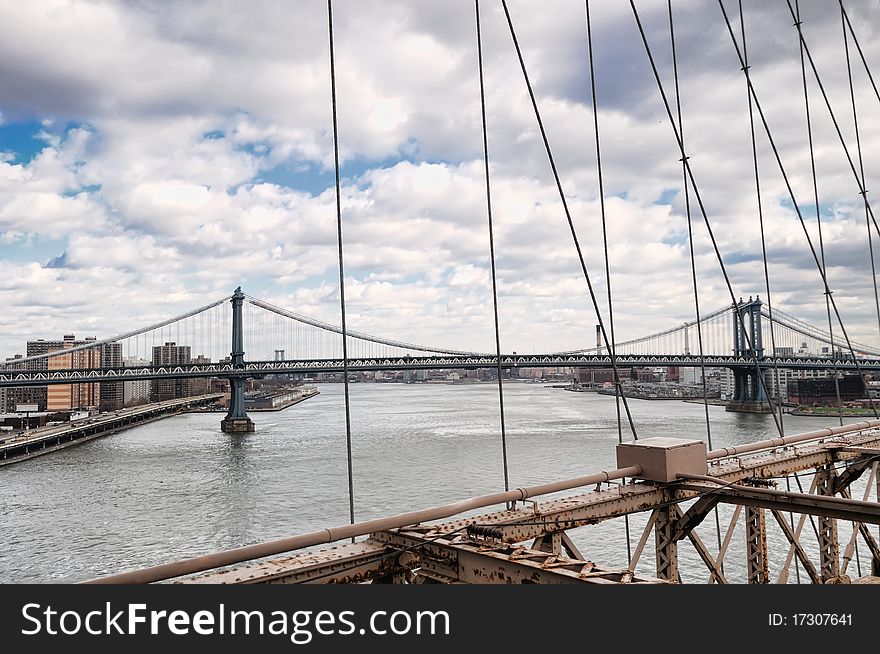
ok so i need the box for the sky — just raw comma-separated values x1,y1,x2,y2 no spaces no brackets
1,0,880,358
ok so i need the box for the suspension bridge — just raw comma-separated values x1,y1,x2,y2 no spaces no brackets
3,290,880,427
6,0,880,586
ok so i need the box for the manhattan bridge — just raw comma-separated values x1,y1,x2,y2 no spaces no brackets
5,0,880,585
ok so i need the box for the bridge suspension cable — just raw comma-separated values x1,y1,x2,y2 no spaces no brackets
586,0,633,560
667,0,712,450
718,0,879,419
327,0,356,531
501,0,639,440
839,0,880,349
631,0,785,437
0,295,232,367
244,295,486,357
475,0,510,493
669,0,723,568
740,0,787,432
795,0,843,425
839,0,880,106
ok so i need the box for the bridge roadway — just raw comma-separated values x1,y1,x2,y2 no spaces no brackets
1,354,878,387
0,394,223,466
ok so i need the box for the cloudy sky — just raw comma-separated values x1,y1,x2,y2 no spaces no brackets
1,0,879,358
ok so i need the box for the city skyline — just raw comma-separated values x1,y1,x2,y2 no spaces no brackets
2,1,880,360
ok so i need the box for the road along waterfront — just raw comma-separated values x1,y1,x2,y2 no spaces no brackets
0,394,223,467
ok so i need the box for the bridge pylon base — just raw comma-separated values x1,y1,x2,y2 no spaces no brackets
725,401,774,414
221,417,255,433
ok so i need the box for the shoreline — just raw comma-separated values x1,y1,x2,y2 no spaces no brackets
0,394,223,467
789,408,878,417
189,388,320,413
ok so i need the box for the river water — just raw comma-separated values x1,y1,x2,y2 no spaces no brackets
1,382,875,583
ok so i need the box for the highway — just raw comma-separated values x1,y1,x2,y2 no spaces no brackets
0,394,223,465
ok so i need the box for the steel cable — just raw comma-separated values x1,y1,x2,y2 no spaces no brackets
475,0,510,492
327,0,356,529
500,0,639,440
586,0,632,561
839,2,880,350
716,0,880,420
740,0,787,431
629,0,785,437
667,0,723,573
839,1,880,106
792,0,844,425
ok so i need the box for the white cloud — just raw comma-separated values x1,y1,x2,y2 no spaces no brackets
0,0,879,357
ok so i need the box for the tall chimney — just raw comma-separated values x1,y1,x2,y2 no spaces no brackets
596,324,602,354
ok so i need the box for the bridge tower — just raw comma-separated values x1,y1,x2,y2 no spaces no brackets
729,296,770,412
221,286,255,433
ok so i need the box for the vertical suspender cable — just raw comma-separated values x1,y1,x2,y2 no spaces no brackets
475,0,510,492
327,0,356,529
794,0,843,425
739,0,797,581
840,1,870,577
840,1,880,347
667,0,713,450
839,1,880,106
586,0,631,562
783,0,880,245
586,0,624,447
500,0,640,441
629,0,784,438
667,0,723,568
715,0,880,420
740,0,786,431
788,1,880,416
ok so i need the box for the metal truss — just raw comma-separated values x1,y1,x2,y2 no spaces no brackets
177,429,880,585
5,354,880,387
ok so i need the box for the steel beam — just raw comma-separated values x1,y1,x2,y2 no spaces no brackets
676,482,880,526
817,465,841,582
831,454,880,494
182,541,400,584
560,533,585,561
744,507,769,584
777,473,820,584
674,494,721,541
707,505,741,584
372,531,665,584
681,512,727,584
532,532,562,554
628,510,659,572
837,482,880,574
654,504,679,582
771,509,820,584
840,466,877,577
132,434,880,585
434,436,880,546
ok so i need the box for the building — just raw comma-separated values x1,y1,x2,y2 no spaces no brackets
47,336,102,411
123,357,151,406
99,342,124,411
150,342,193,401
787,375,866,406
190,354,212,395
719,366,831,402
8,345,50,411
1,354,25,412
578,369,616,387
679,367,698,385
13,335,103,412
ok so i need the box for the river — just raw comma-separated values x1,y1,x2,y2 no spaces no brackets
1,382,875,583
